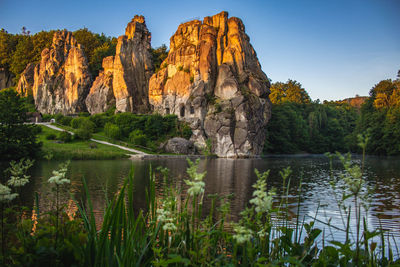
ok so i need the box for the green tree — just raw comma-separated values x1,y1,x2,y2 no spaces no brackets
73,28,115,77
0,88,41,160
32,30,55,62
89,40,117,77
9,36,35,77
0,29,18,70
150,44,168,72
269,79,311,104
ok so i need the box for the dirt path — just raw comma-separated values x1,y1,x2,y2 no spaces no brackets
39,122,149,155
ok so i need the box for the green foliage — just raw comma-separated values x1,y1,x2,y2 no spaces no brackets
265,102,357,154
58,131,72,143
353,78,400,155
144,114,164,140
150,44,168,72
74,128,92,140
0,88,42,160
270,79,311,104
0,29,54,78
178,122,192,139
0,29,18,70
88,113,111,130
70,117,95,133
104,122,121,140
70,117,95,140
129,129,148,146
9,35,35,77
73,28,116,77
45,133,57,140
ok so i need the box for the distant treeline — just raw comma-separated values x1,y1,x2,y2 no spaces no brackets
0,27,168,81
265,76,400,155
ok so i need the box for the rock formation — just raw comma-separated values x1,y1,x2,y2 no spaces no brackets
85,56,115,114
0,68,14,90
32,30,92,114
149,11,271,157
113,15,153,113
16,63,36,97
162,137,196,154
86,15,154,114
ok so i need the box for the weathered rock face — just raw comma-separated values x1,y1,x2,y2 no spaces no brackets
163,137,196,154
0,68,14,90
32,30,92,114
16,63,36,97
113,15,153,113
149,11,271,157
85,56,115,114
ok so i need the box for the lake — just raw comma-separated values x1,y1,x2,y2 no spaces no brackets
20,155,400,251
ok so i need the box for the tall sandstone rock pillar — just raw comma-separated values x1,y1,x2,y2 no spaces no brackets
149,11,271,157
113,15,153,113
32,30,92,114
86,15,153,114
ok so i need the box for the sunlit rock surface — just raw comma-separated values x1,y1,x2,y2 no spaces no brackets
149,11,271,157
32,30,92,114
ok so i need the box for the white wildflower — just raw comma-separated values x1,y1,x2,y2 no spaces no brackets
6,158,34,188
48,161,70,185
233,225,253,244
163,222,177,231
0,184,18,202
156,207,177,232
249,169,276,213
184,159,206,197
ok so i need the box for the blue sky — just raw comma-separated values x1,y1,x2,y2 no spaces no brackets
1,0,399,101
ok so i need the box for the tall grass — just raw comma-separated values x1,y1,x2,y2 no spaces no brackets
72,157,398,266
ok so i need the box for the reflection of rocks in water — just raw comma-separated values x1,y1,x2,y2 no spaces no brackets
203,159,255,222
21,156,400,244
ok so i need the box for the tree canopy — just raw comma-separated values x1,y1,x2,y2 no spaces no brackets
0,88,42,160
269,79,311,104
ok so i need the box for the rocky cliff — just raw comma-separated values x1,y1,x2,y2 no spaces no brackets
113,15,153,113
0,68,14,90
85,56,115,114
149,11,271,157
32,30,92,114
16,63,36,97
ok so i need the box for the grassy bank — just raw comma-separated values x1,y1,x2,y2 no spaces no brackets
38,126,130,160
52,123,156,154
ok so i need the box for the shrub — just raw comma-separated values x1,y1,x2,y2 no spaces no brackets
89,114,111,130
129,129,147,146
54,114,64,123
71,117,95,133
46,133,57,140
78,112,90,117
105,106,116,116
41,114,54,122
71,117,82,129
59,131,72,143
59,116,73,126
104,123,121,140
144,114,164,139
74,128,92,140
179,122,193,139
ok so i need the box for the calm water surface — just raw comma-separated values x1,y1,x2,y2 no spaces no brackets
22,155,400,250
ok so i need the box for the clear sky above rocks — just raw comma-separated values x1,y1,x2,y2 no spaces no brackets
1,0,399,101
